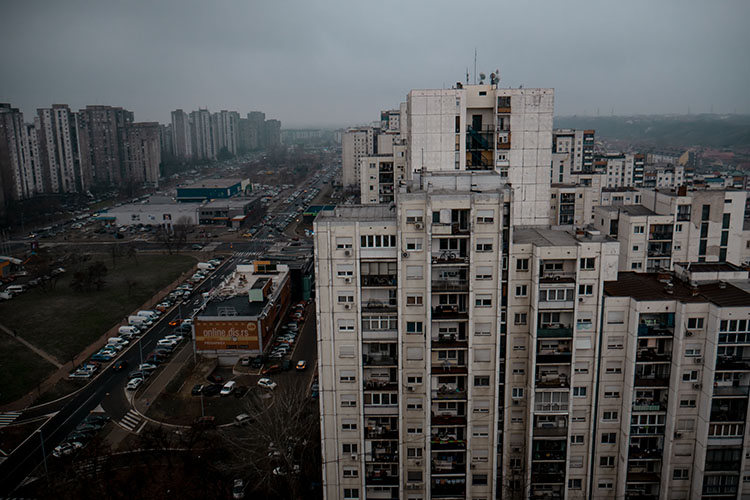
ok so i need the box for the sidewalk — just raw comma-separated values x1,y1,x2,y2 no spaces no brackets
0,323,62,369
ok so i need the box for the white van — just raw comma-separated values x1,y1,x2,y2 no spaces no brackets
197,262,215,271
107,336,128,346
5,285,25,295
128,315,151,327
137,310,159,320
119,325,140,336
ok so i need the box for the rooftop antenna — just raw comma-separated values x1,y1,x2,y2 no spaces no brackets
474,48,477,84
466,68,469,84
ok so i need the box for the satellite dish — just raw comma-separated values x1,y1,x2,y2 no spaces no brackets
479,72,486,82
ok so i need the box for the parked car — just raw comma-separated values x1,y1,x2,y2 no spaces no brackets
191,384,204,396
257,378,277,390
126,378,143,391
53,441,83,458
207,373,223,383
240,357,250,366
202,384,222,396
234,414,253,426
232,478,245,499
220,380,237,396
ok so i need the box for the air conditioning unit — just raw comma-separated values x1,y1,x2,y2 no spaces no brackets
350,453,358,460
344,250,351,256
512,400,520,405
415,460,422,466
470,464,476,469
344,277,352,283
686,330,693,337
402,251,409,258
578,297,584,302
693,383,702,389
344,303,352,310
406,484,421,490
674,432,682,438
407,385,415,391
694,357,703,363
415,222,424,229
512,447,522,453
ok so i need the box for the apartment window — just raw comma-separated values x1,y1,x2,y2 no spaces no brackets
361,234,396,248
406,398,423,410
574,361,589,374
341,394,357,407
700,222,709,238
405,238,423,251
634,226,644,234
407,447,423,458
339,345,356,358
723,213,731,229
599,456,615,468
605,362,623,374
515,285,528,297
406,266,423,280
474,349,491,362
677,419,695,432
338,319,355,332
569,456,583,469
580,257,596,270
406,321,424,334
607,311,624,324
337,265,354,277
512,313,527,325
607,336,624,349
473,400,490,413
336,237,353,249
406,294,423,306
342,419,357,431
631,261,643,270
632,245,639,251
338,293,354,303
475,266,492,280
406,347,424,360
476,210,494,223
598,481,614,490
473,449,489,462
512,387,524,399
601,433,617,444
604,386,620,399
683,370,699,382
673,468,689,480
578,284,593,295
687,317,704,329
342,443,358,454
474,376,490,387
570,435,584,445
701,204,710,220
406,209,423,223
476,239,493,252
675,223,683,232
474,322,491,336
680,397,697,408
516,258,529,271
475,294,492,307
343,467,358,478
602,411,618,421
512,363,525,375
343,488,359,499
573,387,587,398
407,375,423,385
685,344,702,357
407,427,423,435
340,370,356,383
472,474,488,486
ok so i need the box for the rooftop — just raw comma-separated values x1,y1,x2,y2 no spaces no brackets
604,272,750,306
200,263,289,318
597,205,656,216
316,205,395,222
178,178,243,190
513,227,579,246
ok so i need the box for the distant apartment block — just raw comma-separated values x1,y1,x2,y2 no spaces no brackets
170,109,192,160
120,122,161,187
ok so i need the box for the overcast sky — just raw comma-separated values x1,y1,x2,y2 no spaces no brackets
2,0,749,127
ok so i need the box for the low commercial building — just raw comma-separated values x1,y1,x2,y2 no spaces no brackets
176,177,249,202
193,261,291,365
198,197,263,227
97,201,199,227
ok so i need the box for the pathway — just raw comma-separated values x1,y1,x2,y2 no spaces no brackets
0,322,62,369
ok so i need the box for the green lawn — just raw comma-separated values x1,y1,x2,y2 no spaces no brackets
0,253,196,404
0,335,56,405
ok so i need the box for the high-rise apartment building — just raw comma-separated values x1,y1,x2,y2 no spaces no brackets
552,129,595,184
215,110,240,155
76,105,134,187
264,118,282,148
343,127,377,190
120,122,161,186
0,104,33,204
190,109,216,161
36,105,86,193
170,109,192,160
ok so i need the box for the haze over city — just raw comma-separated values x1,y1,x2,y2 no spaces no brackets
2,0,749,127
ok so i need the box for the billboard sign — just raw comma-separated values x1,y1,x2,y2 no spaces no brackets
194,319,261,351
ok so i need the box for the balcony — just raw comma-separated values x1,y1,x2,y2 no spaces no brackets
365,427,398,440
713,385,750,397
365,474,399,486
530,472,565,484
538,300,575,311
537,327,573,339
637,324,673,337
431,460,466,475
361,275,397,287
431,364,468,375
626,472,661,484
676,212,691,222
432,223,471,236
648,232,673,241
632,402,667,412
364,380,398,391
536,352,572,364
363,354,398,367
532,450,566,461
430,436,466,450
535,375,569,389
636,350,672,362
497,132,512,150
628,447,662,459
362,299,397,312
634,376,670,388
368,452,398,463
534,426,568,437
431,279,468,292
431,414,466,425
716,356,750,371
431,482,466,498
432,387,467,400
539,271,576,283
432,306,468,320
362,329,397,342
431,252,469,265
432,334,468,348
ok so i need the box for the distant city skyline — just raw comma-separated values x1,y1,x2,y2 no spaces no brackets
2,0,749,127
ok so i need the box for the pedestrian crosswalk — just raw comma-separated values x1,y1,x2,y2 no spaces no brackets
0,411,22,427
234,250,265,258
119,410,142,433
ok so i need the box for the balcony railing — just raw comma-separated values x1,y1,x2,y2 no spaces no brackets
637,325,673,337
626,472,661,483
716,357,750,371
713,385,750,396
636,350,672,362
536,352,572,364
432,306,469,320
431,364,468,375
431,279,468,292
431,252,469,265
676,212,691,222
362,299,397,312
634,376,670,387
532,450,566,461
431,461,466,474
535,377,570,389
365,474,399,486
628,447,662,459
431,414,466,425
534,402,569,413
364,380,398,391
632,402,666,412
361,275,397,287
368,453,398,463
432,334,468,347
431,483,466,497
648,232,673,241
537,327,573,338
432,387,467,400
534,426,568,437
365,427,398,439
363,355,398,366
430,437,466,450
530,472,565,484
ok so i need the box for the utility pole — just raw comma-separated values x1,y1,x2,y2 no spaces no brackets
38,429,48,476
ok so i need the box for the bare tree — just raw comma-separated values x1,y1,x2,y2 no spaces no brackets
220,383,322,500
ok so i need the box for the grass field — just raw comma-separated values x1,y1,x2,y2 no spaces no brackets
0,253,196,405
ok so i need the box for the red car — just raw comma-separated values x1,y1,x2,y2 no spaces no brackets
169,318,183,327
261,364,281,375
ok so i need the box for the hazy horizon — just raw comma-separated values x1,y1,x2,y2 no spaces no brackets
2,0,749,128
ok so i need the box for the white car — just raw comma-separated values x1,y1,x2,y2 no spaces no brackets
163,334,183,343
220,380,237,396
157,339,177,348
126,378,143,391
257,378,277,390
